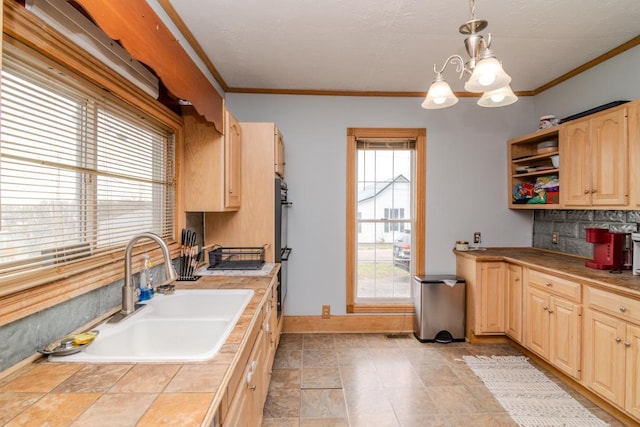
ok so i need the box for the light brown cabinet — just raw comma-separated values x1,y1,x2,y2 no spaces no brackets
224,329,267,426
183,105,242,212
525,269,582,379
561,106,628,207
223,280,280,426
629,101,640,206
456,256,505,339
204,122,285,262
584,286,640,419
508,127,560,209
505,263,523,343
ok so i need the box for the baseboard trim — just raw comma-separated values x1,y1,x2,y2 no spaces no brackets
283,314,413,333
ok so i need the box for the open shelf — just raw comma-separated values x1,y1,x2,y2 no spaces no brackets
508,127,560,209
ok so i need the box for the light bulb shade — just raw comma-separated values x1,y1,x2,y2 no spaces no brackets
422,79,458,109
464,57,511,92
477,85,518,107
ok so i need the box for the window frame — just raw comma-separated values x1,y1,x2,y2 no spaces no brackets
0,4,185,326
346,128,426,314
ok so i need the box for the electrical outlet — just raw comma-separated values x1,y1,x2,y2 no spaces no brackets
322,305,331,319
552,232,560,244
473,232,481,244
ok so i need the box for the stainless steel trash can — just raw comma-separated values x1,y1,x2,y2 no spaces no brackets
413,275,465,343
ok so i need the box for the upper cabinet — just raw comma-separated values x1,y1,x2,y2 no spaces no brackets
183,104,242,212
561,106,628,207
509,100,637,210
629,101,640,207
508,127,560,209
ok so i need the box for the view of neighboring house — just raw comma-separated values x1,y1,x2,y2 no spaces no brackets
357,174,410,244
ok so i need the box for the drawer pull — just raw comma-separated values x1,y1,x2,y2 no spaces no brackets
620,306,627,313
615,337,622,343
624,342,631,347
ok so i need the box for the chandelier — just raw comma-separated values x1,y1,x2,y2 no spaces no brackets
422,0,517,109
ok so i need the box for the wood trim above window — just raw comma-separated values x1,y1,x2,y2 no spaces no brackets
346,128,426,314
72,0,224,133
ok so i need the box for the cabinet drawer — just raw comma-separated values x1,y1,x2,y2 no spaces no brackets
528,269,581,302
585,286,640,324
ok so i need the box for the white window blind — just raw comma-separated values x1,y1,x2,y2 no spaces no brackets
0,45,176,281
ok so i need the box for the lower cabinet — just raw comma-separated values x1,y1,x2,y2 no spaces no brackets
223,283,281,426
224,329,267,427
456,257,506,338
583,286,640,419
505,263,523,343
456,255,640,423
525,270,582,379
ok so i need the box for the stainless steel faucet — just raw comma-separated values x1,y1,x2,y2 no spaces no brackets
111,232,178,322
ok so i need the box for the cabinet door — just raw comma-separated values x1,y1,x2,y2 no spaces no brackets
549,297,581,379
591,108,628,206
225,109,242,209
479,262,505,334
626,323,640,419
525,286,550,359
505,264,523,343
561,119,592,206
224,329,266,427
583,309,626,406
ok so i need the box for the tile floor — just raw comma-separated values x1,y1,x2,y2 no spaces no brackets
261,333,625,427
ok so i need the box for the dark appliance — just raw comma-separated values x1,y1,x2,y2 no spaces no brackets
585,228,628,270
275,177,292,315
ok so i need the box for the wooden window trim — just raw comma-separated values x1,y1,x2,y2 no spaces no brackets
0,0,186,325
346,128,426,314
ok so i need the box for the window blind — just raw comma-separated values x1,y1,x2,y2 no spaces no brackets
0,45,176,280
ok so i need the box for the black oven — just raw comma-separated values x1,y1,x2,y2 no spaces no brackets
275,177,291,316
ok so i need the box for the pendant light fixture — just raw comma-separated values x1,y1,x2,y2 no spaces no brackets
422,0,517,109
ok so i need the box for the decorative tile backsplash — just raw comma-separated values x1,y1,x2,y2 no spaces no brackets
533,210,640,257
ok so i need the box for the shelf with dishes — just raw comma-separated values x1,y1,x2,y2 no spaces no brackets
508,127,560,209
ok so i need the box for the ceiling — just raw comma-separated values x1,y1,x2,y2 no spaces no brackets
163,0,640,96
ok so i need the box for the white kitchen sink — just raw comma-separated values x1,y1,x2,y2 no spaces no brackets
51,289,254,362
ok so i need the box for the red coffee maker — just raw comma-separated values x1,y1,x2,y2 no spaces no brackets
585,228,626,270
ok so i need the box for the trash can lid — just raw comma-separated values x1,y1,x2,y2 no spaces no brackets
414,274,465,283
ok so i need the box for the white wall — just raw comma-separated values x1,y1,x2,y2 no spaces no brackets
534,45,640,120
225,94,534,315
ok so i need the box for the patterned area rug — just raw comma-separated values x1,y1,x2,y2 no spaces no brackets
463,355,609,427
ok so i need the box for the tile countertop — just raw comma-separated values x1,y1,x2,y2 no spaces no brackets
0,265,280,427
455,247,640,297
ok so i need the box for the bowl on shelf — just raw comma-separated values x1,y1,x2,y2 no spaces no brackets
551,155,560,168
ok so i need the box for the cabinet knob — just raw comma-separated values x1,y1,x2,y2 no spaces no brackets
545,282,552,287
583,189,590,195
548,309,554,314
620,306,627,313
515,277,520,282
543,306,548,311
591,189,597,194
249,384,257,391
624,342,631,347
615,337,622,343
